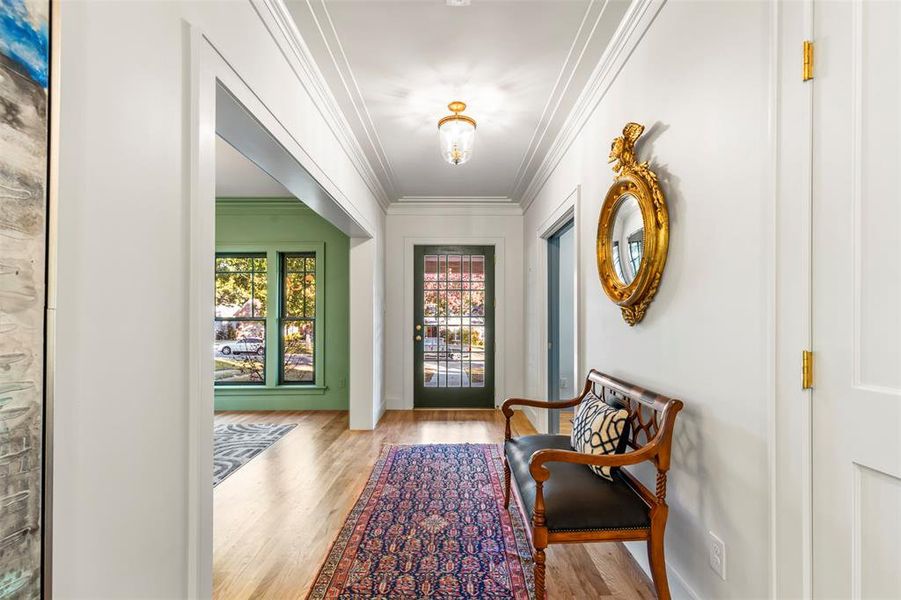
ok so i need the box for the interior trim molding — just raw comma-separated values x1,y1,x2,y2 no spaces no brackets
387,201,524,217
509,0,613,199
291,0,625,207
533,185,582,435
253,0,391,210
518,0,667,211
628,547,701,600
397,195,515,204
303,0,400,199
771,1,814,597
187,24,383,595
765,0,779,596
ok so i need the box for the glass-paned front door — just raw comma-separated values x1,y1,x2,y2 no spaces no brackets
414,245,495,407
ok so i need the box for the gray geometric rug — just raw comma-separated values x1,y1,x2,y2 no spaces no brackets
213,423,297,487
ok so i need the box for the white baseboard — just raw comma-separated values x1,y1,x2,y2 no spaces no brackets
521,406,541,432
624,542,700,600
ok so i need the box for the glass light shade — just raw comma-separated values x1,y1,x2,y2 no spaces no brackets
438,117,476,165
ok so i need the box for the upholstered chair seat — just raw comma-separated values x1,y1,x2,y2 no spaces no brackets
505,435,651,533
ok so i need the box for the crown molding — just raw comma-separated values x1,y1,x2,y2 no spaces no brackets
397,196,515,204
388,200,523,217
518,0,667,211
253,0,391,211
509,0,613,199
307,0,400,197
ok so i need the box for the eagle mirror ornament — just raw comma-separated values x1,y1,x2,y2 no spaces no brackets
596,122,669,325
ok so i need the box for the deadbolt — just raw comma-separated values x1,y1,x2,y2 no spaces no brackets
415,324,422,331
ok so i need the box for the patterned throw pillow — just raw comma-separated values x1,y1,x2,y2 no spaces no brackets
570,391,630,480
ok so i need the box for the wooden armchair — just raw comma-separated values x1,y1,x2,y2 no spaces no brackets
501,370,683,599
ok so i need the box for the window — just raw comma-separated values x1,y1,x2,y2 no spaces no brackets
628,230,644,276
214,254,267,385
280,253,316,384
628,240,643,275
611,241,625,282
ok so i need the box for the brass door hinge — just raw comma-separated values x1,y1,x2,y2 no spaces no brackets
803,40,814,81
802,350,814,389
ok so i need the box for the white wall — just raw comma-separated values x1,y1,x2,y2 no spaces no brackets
54,0,385,596
384,205,524,409
522,1,773,598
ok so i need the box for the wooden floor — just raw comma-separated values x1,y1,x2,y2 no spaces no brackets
213,410,655,600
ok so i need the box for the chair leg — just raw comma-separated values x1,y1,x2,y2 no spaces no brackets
533,547,546,599
503,458,511,509
646,530,671,600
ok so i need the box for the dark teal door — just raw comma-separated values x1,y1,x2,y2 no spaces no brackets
414,245,495,408
546,220,575,433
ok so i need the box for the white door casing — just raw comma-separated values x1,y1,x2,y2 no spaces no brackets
811,1,901,597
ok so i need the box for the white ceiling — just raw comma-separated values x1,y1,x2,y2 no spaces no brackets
287,0,630,203
216,136,294,198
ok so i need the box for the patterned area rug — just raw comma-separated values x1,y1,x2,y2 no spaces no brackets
213,423,296,486
307,443,535,599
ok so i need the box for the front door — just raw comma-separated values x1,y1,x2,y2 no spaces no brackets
811,2,901,596
414,245,495,408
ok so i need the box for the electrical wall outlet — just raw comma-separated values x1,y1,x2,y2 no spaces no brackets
708,531,726,581
559,377,569,390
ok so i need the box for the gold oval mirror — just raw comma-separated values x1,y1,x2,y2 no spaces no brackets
596,122,669,325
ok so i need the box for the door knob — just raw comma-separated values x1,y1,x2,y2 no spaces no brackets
415,335,422,342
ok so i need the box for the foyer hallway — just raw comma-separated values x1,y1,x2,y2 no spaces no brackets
213,410,655,599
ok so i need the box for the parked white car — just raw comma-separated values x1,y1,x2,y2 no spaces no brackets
217,337,264,356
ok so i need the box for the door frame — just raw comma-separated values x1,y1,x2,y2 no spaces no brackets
534,186,582,434
772,0,815,597
186,25,380,598
402,236,507,409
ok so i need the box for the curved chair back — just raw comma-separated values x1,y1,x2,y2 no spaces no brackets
583,370,684,500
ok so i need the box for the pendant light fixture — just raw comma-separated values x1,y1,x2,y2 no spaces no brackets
438,101,476,165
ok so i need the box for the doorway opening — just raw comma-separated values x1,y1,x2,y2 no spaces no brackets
212,131,354,593
547,220,576,434
188,65,378,594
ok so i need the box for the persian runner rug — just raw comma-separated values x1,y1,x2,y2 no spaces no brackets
307,443,535,599
213,423,296,486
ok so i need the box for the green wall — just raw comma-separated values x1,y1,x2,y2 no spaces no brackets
215,198,349,410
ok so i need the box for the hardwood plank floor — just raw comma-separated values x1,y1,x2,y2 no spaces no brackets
213,410,655,600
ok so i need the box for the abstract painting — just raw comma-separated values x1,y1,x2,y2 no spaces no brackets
0,0,50,597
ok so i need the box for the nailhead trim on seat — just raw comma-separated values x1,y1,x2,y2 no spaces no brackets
548,525,651,533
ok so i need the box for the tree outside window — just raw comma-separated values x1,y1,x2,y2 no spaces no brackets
280,253,316,384
214,254,267,384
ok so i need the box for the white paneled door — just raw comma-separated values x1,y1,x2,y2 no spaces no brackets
811,1,901,597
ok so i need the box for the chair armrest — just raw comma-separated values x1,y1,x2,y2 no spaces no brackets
501,396,583,441
528,446,657,483
501,377,593,441
501,396,583,415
